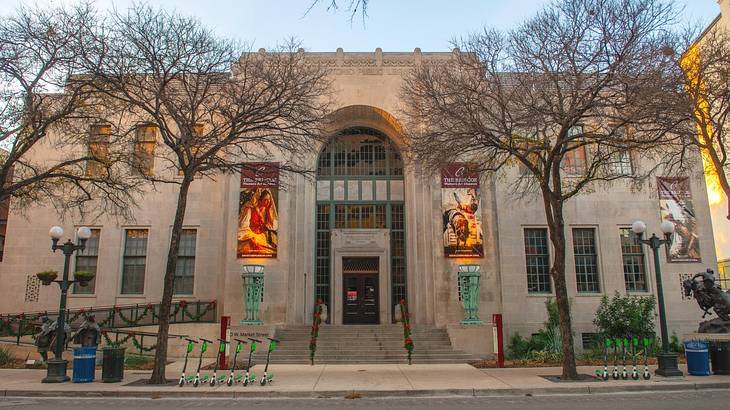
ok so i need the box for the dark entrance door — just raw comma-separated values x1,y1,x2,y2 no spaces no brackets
342,257,379,324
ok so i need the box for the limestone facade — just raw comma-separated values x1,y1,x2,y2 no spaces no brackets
0,50,718,353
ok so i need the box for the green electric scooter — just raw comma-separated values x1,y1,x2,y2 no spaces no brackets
193,338,213,387
596,338,611,381
242,337,262,386
631,336,640,380
178,338,198,387
260,337,280,386
227,338,247,386
612,337,620,380
642,337,652,380
209,339,229,387
621,337,629,380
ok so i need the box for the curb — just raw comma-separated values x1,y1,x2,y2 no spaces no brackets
3,382,730,399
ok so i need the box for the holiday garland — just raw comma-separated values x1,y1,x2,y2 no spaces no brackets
400,298,414,365
0,300,217,339
102,330,157,352
309,299,324,365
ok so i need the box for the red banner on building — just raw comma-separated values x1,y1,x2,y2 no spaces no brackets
657,177,701,263
238,163,280,259
441,163,480,188
241,162,280,188
441,163,483,258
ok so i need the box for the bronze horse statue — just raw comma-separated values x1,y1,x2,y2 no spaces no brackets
683,269,730,322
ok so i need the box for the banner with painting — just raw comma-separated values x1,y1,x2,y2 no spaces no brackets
238,163,279,258
657,177,701,262
442,164,484,258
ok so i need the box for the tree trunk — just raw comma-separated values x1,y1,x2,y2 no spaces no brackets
149,174,193,384
706,146,730,220
543,195,579,380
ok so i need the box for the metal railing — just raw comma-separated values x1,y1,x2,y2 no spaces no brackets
0,300,217,345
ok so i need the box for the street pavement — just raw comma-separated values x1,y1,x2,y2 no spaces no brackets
1,389,729,409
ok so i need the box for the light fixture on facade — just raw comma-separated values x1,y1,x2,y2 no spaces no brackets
242,264,264,274
458,264,481,273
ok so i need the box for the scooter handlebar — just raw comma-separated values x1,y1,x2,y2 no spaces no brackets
185,338,199,343
233,338,248,344
217,338,229,343
266,337,281,342
200,338,214,343
247,338,263,343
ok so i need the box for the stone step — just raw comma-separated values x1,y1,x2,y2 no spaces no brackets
267,359,475,364
249,324,477,364
275,344,455,350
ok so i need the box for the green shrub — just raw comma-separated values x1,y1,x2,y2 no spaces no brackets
593,292,656,340
669,333,684,353
0,346,12,366
506,334,531,359
506,299,563,361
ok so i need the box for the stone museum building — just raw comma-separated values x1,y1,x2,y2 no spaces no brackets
0,50,719,359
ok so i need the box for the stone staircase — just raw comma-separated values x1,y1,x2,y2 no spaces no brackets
262,324,477,364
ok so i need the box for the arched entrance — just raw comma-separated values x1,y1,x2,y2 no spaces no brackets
314,110,407,324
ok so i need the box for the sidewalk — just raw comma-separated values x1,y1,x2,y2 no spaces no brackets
1,363,728,398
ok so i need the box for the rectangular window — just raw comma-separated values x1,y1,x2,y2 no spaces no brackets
524,228,551,293
134,125,157,176
0,219,6,262
333,204,387,229
390,203,406,320
86,124,111,177
315,204,331,311
620,228,648,292
174,229,196,295
573,228,600,293
121,229,148,295
563,126,586,175
608,150,633,176
582,332,598,350
73,229,101,294
719,260,730,290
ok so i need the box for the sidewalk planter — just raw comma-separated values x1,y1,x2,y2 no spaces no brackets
102,347,126,383
72,346,97,383
685,340,710,376
710,341,730,375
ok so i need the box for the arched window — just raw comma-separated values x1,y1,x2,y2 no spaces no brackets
316,127,403,178
314,127,406,322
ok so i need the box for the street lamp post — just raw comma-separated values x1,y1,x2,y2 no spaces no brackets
631,220,683,377
42,225,92,383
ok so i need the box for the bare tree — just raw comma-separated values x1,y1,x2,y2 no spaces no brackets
306,0,369,22
401,0,688,379
0,4,140,218
80,5,330,384
680,28,730,219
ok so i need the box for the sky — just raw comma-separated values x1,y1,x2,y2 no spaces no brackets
0,0,722,51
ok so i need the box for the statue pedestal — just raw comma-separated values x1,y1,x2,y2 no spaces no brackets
685,332,730,341
446,324,493,358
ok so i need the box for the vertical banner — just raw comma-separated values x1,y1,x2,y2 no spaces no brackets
442,164,484,258
657,177,701,262
237,163,279,258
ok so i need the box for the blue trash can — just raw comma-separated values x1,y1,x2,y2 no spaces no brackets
684,340,710,376
72,346,97,383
